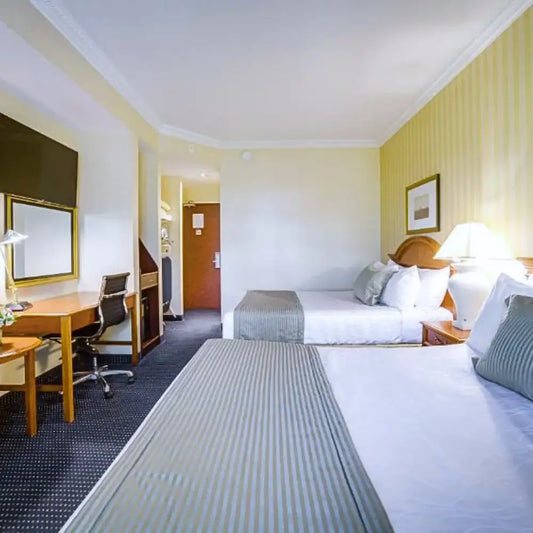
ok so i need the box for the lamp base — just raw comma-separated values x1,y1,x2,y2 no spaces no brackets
6,301,32,311
452,317,476,331
448,263,492,331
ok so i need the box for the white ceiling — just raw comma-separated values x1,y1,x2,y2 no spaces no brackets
31,0,531,147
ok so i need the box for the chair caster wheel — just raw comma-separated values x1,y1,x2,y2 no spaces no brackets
128,373,136,384
104,390,114,399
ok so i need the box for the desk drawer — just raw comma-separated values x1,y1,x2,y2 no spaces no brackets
140,272,158,290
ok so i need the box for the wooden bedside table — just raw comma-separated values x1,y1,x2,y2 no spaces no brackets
421,321,470,346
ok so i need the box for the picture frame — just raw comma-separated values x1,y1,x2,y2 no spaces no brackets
405,174,440,235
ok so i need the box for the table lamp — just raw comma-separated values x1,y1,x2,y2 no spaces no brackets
0,229,32,311
434,222,510,330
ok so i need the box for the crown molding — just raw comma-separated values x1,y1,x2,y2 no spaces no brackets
379,0,533,145
159,124,379,149
158,125,224,149
219,138,380,149
30,0,162,129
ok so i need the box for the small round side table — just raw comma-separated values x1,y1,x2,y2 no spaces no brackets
0,337,41,436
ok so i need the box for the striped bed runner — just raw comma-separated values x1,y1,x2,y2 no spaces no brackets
234,290,304,342
61,339,392,533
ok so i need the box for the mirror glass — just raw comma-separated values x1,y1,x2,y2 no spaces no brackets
7,197,77,285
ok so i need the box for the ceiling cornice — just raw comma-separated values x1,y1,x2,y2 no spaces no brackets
158,124,223,149
31,0,532,150
379,0,533,145
159,124,379,149
30,0,163,129
218,138,380,149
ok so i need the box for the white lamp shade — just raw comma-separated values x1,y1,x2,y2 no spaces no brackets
434,222,510,261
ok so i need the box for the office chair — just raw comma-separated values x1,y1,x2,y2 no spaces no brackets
49,273,136,399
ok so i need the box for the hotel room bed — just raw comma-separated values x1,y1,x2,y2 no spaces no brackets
61,338,533,533
223,236,454,344
223,289,452,344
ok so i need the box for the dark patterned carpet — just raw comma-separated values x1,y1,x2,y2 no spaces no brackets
0,310,221,532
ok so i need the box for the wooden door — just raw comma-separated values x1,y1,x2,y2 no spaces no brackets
183,203,221,309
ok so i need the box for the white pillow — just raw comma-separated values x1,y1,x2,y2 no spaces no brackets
467,273,533,357
415,266,450,308
380,265,420,310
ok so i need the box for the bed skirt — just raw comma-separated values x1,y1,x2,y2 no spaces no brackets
61,339,392,533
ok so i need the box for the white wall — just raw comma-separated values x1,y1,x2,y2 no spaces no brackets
138,143,163,334
138,145,161,262
220,148,381,314
77,131,139,351
161,176,184,316
77,131,138,292
0,88,141,380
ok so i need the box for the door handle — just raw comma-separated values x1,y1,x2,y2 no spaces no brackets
212,252,221,269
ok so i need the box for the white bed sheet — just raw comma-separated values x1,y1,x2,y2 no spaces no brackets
223,290,452,344
319,343,533,533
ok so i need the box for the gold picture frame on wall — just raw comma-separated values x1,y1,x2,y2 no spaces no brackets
405,174,440,235
5,195,78,287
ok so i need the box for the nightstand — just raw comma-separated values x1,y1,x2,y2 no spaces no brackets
421,321,470,346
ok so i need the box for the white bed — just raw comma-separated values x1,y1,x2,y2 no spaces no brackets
63,340,533,533
224,236,455,345
223,289,452,344
320,342,533,532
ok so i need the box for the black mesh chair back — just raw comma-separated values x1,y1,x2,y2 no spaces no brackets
97,272,130,336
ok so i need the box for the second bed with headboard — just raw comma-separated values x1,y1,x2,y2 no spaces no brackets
223,236,453,344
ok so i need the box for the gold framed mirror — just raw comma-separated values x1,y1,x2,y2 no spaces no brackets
5,195,78,287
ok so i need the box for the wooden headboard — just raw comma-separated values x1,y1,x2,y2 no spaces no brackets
388,236,454,312
388,236,449,270
517,257,533,276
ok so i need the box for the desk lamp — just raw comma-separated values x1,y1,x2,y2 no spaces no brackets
0,230,32,311
434,222,510,330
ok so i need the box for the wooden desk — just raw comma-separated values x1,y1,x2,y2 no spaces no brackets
4,292,139,423
0,337,41,436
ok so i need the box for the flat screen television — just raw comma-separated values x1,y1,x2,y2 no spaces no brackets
0,113,78,207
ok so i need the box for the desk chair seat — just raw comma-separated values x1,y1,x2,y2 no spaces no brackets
47,273,136,399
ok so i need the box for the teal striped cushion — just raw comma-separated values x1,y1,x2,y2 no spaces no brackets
476,295,533,401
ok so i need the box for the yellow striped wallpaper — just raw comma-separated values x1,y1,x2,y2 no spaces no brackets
380,7,532,258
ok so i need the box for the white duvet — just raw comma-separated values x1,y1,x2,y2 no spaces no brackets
319,343,533,532
223,290,452,344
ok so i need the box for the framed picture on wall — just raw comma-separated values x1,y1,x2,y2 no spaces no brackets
405,174,440,234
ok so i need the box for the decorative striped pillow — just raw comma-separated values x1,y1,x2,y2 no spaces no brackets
353,261,398,305
475,295,533,401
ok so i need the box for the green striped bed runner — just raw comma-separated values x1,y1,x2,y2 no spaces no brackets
61,339,392,533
